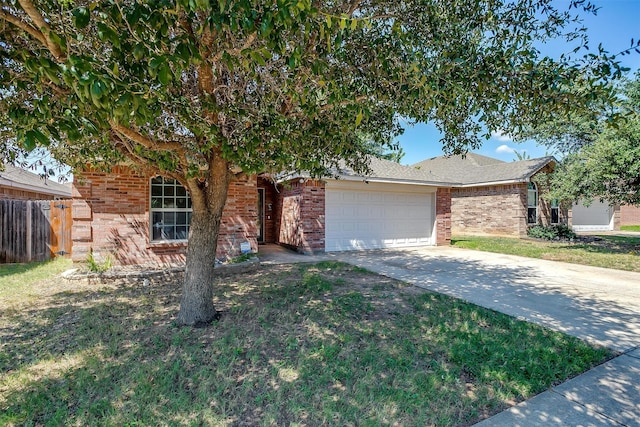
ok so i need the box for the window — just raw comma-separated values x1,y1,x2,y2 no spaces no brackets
150,176,192,241
551,199,560,224
527,182,538,224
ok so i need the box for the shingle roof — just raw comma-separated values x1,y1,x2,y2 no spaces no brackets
413,154,556,186
0,163,72,197
334,156,451,185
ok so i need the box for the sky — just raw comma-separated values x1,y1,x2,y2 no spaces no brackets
396,0,640,165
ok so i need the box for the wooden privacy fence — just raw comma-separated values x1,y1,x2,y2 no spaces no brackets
0,199,72,263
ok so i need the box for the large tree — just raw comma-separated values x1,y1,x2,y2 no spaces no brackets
541,74,640,205
0,0,623,325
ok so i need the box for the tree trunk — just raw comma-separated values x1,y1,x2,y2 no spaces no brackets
176,158,232,326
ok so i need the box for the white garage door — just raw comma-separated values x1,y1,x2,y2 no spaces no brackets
572,200,614,231
325,181,435,252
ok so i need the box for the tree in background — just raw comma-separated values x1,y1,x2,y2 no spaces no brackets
0,0,625,325
526,73,640,206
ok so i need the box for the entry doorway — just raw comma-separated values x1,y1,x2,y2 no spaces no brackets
257,188,265,243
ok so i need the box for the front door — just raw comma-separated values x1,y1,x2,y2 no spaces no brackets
257,188,265,243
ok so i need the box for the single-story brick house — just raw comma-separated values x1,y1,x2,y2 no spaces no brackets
1,163,71,200
71,159,454,265
413,153,565,237
71,153,566,265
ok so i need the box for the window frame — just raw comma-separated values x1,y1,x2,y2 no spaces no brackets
550,199,560,225
149,176,192,243
527,182,538,224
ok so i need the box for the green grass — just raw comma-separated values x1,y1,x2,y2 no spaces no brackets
0,261,613,426
0,257,72,299
452,235,640,272
621,225,640,232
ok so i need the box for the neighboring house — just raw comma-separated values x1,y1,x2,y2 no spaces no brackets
70,153,564,266
570,201,619,232
0,163,72,200
621,205,640,226
570,202,640,231
414,153,563,237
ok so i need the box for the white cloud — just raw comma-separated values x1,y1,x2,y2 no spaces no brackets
496,144,516,154
491,130,512,142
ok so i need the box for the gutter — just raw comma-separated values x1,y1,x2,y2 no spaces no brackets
453,178,530,188
331,174,455,187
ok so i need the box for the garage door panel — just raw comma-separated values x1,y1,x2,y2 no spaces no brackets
325,183,435,252
572,201,614,231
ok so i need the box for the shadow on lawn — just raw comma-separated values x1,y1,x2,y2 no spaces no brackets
557,236,640,255
0,261,618,426
339,248,640,352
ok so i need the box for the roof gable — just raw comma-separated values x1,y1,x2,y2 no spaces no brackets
0,164,72,197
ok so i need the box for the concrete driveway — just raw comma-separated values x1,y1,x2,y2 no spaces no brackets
337,246,640,353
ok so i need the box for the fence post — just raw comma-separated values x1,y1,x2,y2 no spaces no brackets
26,201,32,262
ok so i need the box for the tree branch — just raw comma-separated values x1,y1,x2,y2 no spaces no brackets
346,0,362,17
16,0,66,61
211,32,258,63
0,9,46,45
112,133,185,183
109,120,185,152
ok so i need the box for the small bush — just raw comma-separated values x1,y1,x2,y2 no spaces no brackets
527,224,576,240
228,252,257,264
86,252,113,273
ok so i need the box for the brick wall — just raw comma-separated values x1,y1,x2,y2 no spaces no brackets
436,188,452,245
218,176,259,258
621,205,640,226
277,180,325,254
451,183,528,237
71,166,258,266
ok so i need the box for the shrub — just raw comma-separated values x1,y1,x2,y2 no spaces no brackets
86,252,113,273
527,224,576,240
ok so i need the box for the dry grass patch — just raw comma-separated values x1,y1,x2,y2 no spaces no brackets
0,260,613,426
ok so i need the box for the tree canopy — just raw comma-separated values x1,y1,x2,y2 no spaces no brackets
543,73,640,206
0,0,627,324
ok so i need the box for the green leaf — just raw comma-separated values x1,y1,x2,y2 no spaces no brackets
23,131,36,150
355,111,363,127
158,63,170,85
133,44,146,61
73,7,90,29
32,129,50,146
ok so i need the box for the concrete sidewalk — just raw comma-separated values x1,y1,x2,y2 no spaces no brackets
257,244,640,425
331,246,640,426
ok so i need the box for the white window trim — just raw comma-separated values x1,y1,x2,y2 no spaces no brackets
550,199,560,225
149,176,192,243
527,182,538,224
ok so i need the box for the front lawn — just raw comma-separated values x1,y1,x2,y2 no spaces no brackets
0,261,612,426
451,235,640,272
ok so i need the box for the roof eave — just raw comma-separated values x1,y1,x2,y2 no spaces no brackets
333,174,453,187
454,178,529,188
0,177,72,197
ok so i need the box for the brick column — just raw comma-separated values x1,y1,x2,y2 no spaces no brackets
436,188,451,245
